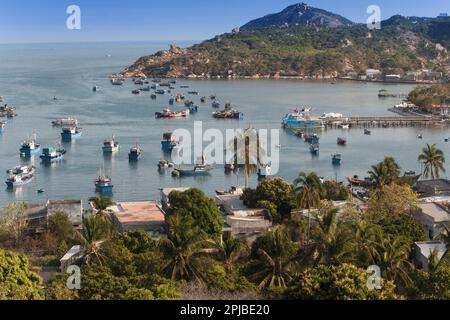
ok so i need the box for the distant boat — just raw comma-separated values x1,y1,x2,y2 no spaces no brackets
337,137,347,146
61,127,82,141
282,108,324,129
155,89,167,95
161,132,179,152
129,144,143,161
213,109,243,119
5,165,35,189
151,93,157,99
304,134,320,144
364,129,371,135
140,86,150,92
102,136,119,153
212,100,221,108
40,147,66,163
52,117,78,127
172,156,211,177
180,85,189,88
111,78,124,86
158,159,174,169
201,96,206,103
92,86,100,92
169,98,175,105
155,108,189,119
188,91,199,95
418,134,423,139
20,133,41,157
332,153,342,165
95,170,114,193
132,89,140,95
257,163,272,179
0,121,5,134
310,144,320,155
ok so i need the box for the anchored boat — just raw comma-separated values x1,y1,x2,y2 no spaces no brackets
282,108,324,129
332,153,342,165
172,156,211,177
5,165,35,189
212,100,221,108
95,171,114,193
155,108,189,119
161,132,179,152
304,134,320,144
0,121,5,134
337,137,347,146
102,136,119,153
20,134,41,157
52,117,78,127
257,163,272,179
129,144,143,161
310,143,320,155
213,109,243,119
40,147,66,163
61,127,82,141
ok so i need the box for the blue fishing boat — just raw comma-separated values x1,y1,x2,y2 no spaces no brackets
61,127,82,141
332,153,342,165
40,147,66,163
128,144,143,161
161,132,179,152
95,169,114,193
282,108,324,129
304,134,320,144
172,156,211,177
20,134,41,157
5,165,35,189
102,136,119,153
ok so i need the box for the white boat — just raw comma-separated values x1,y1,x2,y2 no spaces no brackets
102,136,119,153
257,163,272,179
52,117,79,127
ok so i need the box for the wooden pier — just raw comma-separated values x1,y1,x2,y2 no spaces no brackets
325,116,446,129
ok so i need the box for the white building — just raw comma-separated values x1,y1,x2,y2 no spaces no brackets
413,202,450,239
414,241,447,271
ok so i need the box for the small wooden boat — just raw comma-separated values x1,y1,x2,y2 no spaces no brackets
155,108,189,119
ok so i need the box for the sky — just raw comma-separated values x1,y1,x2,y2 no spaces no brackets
0,0,447,43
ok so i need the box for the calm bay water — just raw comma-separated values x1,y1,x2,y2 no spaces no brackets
0,42,448,206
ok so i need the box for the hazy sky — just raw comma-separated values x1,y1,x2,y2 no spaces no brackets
0,0,447,43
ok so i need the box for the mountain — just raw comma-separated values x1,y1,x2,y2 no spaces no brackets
241,2,354,30
114,4,450,79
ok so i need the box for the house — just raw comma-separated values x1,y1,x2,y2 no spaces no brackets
26,199,83,233
60,245,85,272
160,187,191,209
404,71,420,81
365,69,382,79
215,194,272,244
108,201,166,238
415,179,450,197
422,71,443,81
413,202,450,239
413,241,447,271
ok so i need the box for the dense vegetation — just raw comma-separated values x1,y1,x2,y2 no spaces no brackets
0,147,449,300
408,83,450,111
122,14,450,78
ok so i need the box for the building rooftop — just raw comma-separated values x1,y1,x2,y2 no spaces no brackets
417,202,450,222
47,200,83,225
415,241,447,260
60,245,84,262
161,187,191,197
109,201,165,229
416,179,450,196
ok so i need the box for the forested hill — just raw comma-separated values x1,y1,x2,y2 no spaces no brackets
115,4,450,79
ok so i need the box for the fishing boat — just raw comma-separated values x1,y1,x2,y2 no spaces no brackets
140,86,151,92
155,89,167,95
40,147,66,163
20,134,41,157
5,165,35,189
52,117,78,127
332,153,342,165
257,164,272,179
161,132,179,152
418,134,423,139
347,175,374,188
282,108,324,129
304,134,320,144
111,78,124,86
337,137,347,146
212,109,243,119
134,79,144,85
169,80,177,84
180,85,189,89
172,157,211,177
159,82,171,87
210,95,217,100
201,96,206,103
310,143,320,155
0,121,5,134
61,127,82,141
212,100,221,108
132,89,140,95
155,108,189,119
95,171,114,193
158,159,174,169
188,91,199,95
92,86,100,92
128,144,143,161
169,98,175,105
364,129,371,135
102,136,119,153
151,93,157,99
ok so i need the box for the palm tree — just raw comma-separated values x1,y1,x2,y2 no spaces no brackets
216,238,249,273
348,220,382,266
76,213,112,265
228,127,266,188
373,236,414,288
368,157,401,187
249,226,297,290
418,144,446,179
89,196,114,219
308,207,353,265
159,214,210,283
294,172,324,243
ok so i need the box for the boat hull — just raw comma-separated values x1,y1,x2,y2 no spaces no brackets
40,154,64,163
128,153,141,161
20,146,41,157
96,186,114,193
61,132,82,141
5,177,33,189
